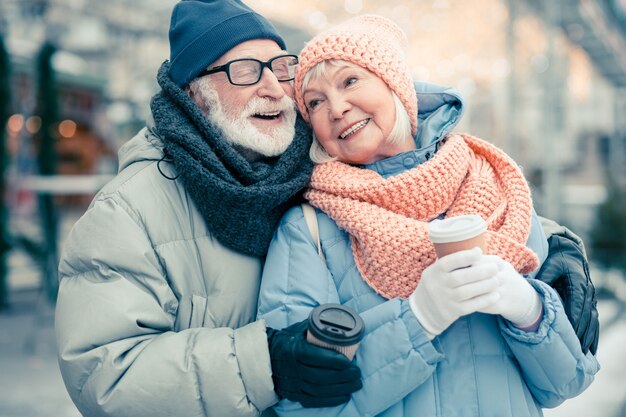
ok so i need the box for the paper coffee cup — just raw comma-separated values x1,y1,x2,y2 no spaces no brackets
428,214,487,258
306,304,365,360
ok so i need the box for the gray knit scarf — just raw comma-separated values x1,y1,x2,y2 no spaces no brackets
150,62,313,257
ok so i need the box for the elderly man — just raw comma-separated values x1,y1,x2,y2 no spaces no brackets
54,1,362,417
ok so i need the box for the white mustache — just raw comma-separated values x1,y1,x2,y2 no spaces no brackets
242,96,296,117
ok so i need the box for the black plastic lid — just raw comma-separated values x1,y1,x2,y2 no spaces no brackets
308,303,365,346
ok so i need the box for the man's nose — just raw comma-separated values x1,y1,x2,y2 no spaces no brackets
256,67,286,99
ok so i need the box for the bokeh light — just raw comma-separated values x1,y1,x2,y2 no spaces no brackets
58,120,77,138
7,114,24,133
25,116,42,134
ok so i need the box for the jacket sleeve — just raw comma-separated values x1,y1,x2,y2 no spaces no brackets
55,193,277,417
534,218,600,355
258,211,443,417
498,279,600,408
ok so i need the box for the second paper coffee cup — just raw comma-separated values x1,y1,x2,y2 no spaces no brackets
428,214,487,258
306,303,364,360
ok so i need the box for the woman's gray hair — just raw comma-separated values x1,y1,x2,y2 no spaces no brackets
303,60,413,164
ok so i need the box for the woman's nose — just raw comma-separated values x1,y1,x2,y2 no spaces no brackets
328,96,351,120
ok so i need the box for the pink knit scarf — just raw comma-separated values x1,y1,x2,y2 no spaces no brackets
306,134,539,299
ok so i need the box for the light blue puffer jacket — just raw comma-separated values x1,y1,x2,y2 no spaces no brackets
257,82,600,417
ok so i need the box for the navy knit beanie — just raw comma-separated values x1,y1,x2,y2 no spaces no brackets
168,0,287,86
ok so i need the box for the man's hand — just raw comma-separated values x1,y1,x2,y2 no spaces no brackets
478,255,542,329
266,320,362,408
409,248,501,339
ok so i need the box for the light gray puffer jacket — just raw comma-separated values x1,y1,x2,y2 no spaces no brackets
55,128,279,417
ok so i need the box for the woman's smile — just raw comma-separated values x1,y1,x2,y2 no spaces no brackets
339,119,370,140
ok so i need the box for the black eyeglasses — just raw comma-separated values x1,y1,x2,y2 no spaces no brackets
197,54,298,86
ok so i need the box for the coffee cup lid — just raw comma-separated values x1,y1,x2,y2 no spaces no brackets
428,214,487,243
308,304,365,346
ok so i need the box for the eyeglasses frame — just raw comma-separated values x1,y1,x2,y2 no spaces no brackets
196,54,299,86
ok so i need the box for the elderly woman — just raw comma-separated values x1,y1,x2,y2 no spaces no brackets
258,14,599,417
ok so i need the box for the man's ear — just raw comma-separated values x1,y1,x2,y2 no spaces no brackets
186,82,211,115
186,83,201,106
185,84,195,98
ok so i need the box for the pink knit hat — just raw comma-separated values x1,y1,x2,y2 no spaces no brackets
295,15,418,135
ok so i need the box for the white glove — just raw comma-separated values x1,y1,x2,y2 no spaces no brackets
477,255,543,329
409,248,501,339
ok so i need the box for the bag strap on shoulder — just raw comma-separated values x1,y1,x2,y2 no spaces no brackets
301,203,325,262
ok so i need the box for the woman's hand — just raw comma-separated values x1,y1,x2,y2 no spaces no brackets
477,255,543,330
409,248,500,339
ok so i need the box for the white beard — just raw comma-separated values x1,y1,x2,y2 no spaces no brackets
193,78,296,157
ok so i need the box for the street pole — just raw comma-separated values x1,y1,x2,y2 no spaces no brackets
506,0,518,161
613,88,626,188
34,41,59,303
0,31,11,310
541,0,564,221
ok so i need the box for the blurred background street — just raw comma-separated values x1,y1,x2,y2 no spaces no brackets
2,0,626,416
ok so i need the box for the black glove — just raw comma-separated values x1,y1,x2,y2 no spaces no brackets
266,319,363,408
535,233,599,355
